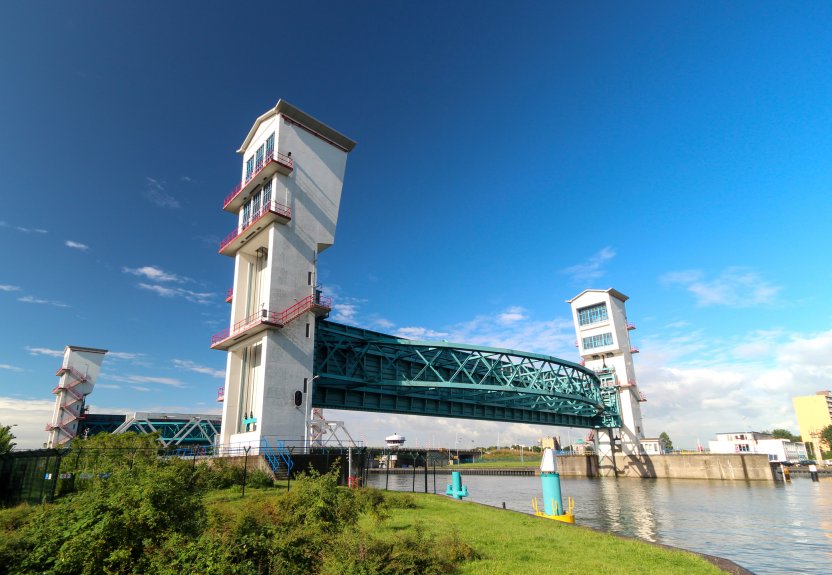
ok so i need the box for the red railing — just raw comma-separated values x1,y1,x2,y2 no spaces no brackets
223,151,294,208
217,386,225,402
626,322,636,330
630,347,640,354
225,288,233,302
52,385,83,402
55,365,87,382
211,294,332,346
219,199,292,252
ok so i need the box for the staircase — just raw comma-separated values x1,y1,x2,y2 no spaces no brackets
260,437,294,480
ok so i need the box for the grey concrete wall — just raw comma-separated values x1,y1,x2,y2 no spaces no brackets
608,453,775,481
556,455,599,477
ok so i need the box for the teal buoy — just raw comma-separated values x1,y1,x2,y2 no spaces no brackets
445,470,469,499
532,448,575,523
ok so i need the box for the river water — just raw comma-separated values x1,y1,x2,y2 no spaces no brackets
365,473,831,575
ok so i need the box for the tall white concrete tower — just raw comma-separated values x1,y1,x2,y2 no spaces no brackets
212,101,356,450
46,346,107,447
567,289,646,457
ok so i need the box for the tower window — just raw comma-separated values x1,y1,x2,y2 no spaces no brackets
307,271,313,286
255,144,265,171
306,323,311,338
265,133,274,157
582,332,613,350
245,156,254,181
578,303,608,326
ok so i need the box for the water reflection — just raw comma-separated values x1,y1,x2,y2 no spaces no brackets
365,473,832,575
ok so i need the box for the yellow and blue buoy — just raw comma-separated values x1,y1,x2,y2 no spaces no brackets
532,448,575,524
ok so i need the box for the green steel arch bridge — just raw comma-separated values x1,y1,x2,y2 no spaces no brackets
313,320,621,429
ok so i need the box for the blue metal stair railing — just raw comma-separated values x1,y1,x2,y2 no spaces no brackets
260,437,294,476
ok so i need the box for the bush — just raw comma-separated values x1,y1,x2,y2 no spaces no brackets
247,468,275,488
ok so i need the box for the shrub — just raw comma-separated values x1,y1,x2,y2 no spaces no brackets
247,468,275,488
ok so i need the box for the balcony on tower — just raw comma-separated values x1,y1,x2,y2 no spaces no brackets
225,288,233,303
219,199,292,257
210,293,332,350
223,151,293,212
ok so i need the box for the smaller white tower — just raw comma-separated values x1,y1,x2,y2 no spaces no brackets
46,346,107,447
567,289,645,457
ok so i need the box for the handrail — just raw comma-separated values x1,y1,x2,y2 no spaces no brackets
55,365,87,383
225,288,233,302
211,294,332,346
219,199,292,252
223,151,294,208
260,437,294,475
216,386,225,402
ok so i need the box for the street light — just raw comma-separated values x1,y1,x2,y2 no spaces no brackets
304,375,320,451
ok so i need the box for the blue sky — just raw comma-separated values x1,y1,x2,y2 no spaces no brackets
2,2,832,450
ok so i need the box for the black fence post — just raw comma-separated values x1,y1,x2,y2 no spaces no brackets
411,453,416,492
385,451,390,490
424,451,428,493
48,452,62,502
242,446,250,497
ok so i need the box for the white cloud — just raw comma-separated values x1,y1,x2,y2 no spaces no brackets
497,306,527,324
172,359,225,379
144,177,180,209
636,328,832,448
131,386,152,392
25,346,64,357
18,295,70,308
65,240,89,251
561,247,616,282
0,284,20,292
108,351,144,361
103,373,187,388
661,267,780,307
394,326,450,340
0,396,56,449
332,303,359,323
0,221,48,234
136,283,213,304
0,364,23,372
123,265,184,282
96,384,121,390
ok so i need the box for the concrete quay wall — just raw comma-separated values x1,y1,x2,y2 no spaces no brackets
601,453,775,481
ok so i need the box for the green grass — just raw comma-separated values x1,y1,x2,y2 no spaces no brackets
1,486,726,575
360,493,726,575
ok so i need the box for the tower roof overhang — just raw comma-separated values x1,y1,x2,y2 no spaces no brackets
566,288,629,304
65,345,108,354
237,100,357,154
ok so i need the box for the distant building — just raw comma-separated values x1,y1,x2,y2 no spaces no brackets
385,433,406,449
793,391,832,458
708,431,808,463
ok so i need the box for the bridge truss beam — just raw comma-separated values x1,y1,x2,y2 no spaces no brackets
313,321,621,429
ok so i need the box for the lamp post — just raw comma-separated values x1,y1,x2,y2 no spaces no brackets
305,375,320,452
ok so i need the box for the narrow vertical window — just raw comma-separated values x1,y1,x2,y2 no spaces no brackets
245,156,254,181
262,179,272,208
256,144,265,170
303,377,308,393
252,189,261,218
305,323,311,338
266,133,274,157
307,271,313,286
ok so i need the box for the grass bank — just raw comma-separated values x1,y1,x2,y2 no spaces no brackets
211,488,725,575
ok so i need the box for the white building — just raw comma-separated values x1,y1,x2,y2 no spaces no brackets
708,431,809,463
567,289,646,456
46,346,107,447
213,101,356,450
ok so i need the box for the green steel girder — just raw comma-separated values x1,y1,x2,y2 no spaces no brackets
313,320,621,429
